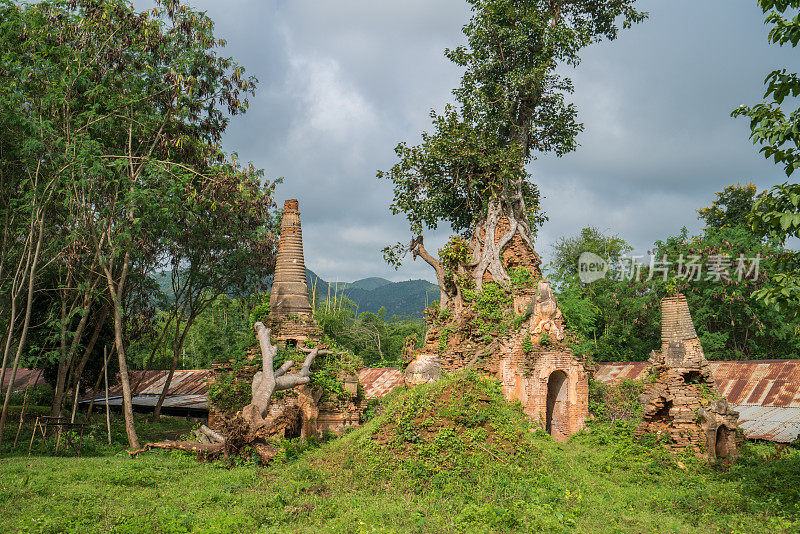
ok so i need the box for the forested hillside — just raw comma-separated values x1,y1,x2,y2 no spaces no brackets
307,270,439,318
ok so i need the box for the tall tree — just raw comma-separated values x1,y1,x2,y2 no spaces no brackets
0,0,271,448
152,160,277,420
380,0,645,297
697,183,758,230
733,0,800,317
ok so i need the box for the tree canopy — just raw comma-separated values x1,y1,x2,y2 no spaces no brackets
733,0,800,317
0,0,277,448
380,0,645,291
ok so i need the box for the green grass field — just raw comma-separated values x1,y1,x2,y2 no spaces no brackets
1,375,798,533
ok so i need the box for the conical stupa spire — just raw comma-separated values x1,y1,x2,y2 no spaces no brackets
660,293,698,344
269,199,312,320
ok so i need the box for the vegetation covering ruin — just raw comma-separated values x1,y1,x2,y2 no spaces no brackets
2,0,800,531
2,373,799,532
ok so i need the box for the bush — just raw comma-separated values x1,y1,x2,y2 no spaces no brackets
8,384,53,407
588,377,644,423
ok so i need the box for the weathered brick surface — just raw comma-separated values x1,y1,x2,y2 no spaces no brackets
490,343,588,441
270,199,313,320
636,295,742,459
406,227,587,441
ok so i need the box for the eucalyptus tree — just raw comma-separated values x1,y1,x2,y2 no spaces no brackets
380,0,645,299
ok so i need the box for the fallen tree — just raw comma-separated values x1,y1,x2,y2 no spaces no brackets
129,322,331,464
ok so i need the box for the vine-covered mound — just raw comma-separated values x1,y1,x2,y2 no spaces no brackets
337,372,554,502
372,371,539,470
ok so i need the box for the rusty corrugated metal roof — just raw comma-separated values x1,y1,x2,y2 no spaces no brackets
595,360,800,442
357,367,404,400
91,394,208,410
100,369,212,398
82,369,211,414
87,367,406,411
710,360,800,407
1,368,46,390
734,406,800,442
592,362,650,383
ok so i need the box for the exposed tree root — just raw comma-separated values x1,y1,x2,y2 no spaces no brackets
128,441,225,461
128,323,327,465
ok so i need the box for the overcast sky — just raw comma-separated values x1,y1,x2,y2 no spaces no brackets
158,0,799,283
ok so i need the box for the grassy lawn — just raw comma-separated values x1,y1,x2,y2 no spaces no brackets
0,377,798,533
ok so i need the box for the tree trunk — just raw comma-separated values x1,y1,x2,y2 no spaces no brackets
0,287,18,396
102,251,140,450
51,290,71,416
111,294,140,450
0,217,44,450
409,236,451,308
66,304,109,402
469,195,538,289
88,344,115,419
0,239,28,393
152,312,189,421
134,309,177,393
131,323,328,464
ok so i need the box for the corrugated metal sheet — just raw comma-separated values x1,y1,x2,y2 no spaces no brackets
86,368,405,412
358,367,404,400
97,369,212,398
595,360,800,442
733,405,800,442
90,394,208,410
593,362,650,383
712,360,800,407
1,368,46,390
83,369,211,414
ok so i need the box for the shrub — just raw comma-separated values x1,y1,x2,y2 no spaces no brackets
522,335,534,353
588,377,644,423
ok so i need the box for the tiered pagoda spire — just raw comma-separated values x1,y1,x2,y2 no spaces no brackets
269,199,313,321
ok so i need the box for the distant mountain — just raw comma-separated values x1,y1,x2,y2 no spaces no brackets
346,277,392,291
306,269,437,318
150,269,438,318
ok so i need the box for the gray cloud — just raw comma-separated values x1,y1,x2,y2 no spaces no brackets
157,0,799,281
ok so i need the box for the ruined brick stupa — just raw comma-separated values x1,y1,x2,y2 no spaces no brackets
268,199,320,345
404,215,588,442
636,294,742,459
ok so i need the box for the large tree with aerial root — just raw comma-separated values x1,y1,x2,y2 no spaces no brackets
379,0,645,303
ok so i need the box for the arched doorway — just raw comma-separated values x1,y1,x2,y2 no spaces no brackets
546,370,569,441
715,425,733,459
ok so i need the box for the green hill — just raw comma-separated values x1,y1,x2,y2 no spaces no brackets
307,269,438,318
346,277,392,291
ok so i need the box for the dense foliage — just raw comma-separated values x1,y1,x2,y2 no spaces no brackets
315,299,426,366
548,227,659,362
381,0,645,294
549,184,800,361
733,1,800,318
381,0,645,236
0,0,276,447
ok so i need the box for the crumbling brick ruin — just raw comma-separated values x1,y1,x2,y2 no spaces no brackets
636,294,742,459
405,215,588,441
210,199,362,437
